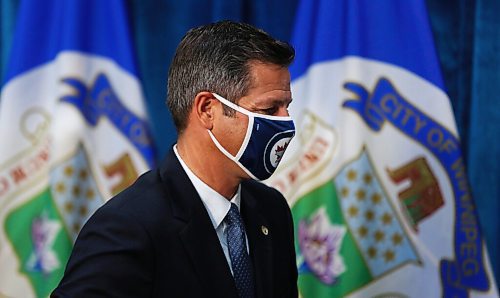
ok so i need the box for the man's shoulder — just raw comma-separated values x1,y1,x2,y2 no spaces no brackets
94,167,173,226
106,168,164,208
241,179,288,208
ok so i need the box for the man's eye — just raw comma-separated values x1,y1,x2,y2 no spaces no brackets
262,107,278,115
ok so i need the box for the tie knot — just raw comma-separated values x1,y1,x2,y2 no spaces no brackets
225,203,243,227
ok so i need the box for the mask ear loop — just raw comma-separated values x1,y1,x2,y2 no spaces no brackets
212,93,250,115
212,93,254,160
212,93,293,121
207,129,237,161
207,130,259,180
208,93,259,180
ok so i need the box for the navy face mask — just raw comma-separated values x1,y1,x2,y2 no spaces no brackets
208,93,295,180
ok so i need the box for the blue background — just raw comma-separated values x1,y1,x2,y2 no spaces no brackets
1,0,498,286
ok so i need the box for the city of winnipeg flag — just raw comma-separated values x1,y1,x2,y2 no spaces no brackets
266,0,499,297
0,1,155,297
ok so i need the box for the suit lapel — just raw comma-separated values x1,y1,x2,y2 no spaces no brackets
241,183,273,298
159,150,238,298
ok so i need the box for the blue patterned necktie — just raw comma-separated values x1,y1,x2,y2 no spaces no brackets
225,203,255,298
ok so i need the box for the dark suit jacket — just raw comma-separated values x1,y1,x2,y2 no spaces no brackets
52,150,298,297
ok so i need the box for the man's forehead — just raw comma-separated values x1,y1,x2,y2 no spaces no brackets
256,92,292,103
239,90,292,106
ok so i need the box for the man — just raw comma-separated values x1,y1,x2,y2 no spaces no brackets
52,20,298,298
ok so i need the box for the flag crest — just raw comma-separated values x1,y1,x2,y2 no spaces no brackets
0,1,155,297
266,0,499,297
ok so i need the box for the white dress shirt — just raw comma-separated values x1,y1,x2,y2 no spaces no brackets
173,145,249,275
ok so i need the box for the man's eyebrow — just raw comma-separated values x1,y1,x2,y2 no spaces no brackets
277,97,293,105
254,100,287,109
268,97,292,104
250,95,292,108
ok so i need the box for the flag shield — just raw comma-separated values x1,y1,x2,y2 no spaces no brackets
0,2,155,297
266,2,499,295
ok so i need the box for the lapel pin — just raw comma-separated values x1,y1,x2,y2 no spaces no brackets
261,225,269,236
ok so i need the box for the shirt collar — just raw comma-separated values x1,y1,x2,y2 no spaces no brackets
173,145,241,229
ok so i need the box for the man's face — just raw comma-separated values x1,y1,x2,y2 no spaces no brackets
212,62,292,174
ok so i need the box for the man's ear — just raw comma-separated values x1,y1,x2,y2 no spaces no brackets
193,91,217,130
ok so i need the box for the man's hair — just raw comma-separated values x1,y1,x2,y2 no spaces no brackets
167,20,295,133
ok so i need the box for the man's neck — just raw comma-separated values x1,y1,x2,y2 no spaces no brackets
176,138,241,200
